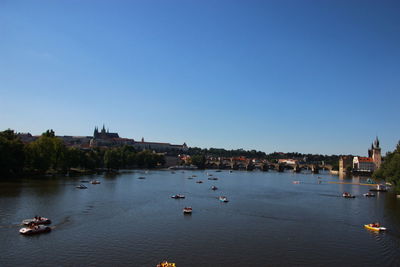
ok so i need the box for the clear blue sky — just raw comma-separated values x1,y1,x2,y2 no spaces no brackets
1,0,399,156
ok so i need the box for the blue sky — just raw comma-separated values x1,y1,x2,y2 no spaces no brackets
1,0,399,155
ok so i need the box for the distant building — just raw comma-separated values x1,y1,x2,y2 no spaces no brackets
93,125,119,139
339,156,353,175
352,137,382,172
278,159,298,165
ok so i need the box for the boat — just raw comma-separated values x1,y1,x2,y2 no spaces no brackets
22,216,51,225
187,177,193,179
211,186,218,190
208,177,218,180
183,207,192,214
80,180,89,183
364,223,386,232
292,181,300,184
196,181,203,184
171,194,185,199
192,175,197,177
370,184,387,192
157,261,176,267
363,192,376,197
219,196,229,202
342,192,355,198
138,176,146,179
90,180,101,184
76,184,88,189
19,225,51,235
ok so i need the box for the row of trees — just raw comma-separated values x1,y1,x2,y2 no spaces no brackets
186,147,341,166
373,142,400,193
0,129,166,177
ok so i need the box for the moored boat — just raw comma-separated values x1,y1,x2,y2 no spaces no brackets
90,180,101,184
76,184,88,189
370,184,387,192
22,216,51,225
19,225,51,235
342,192,355,198
183,207,192,214
364,223,386,232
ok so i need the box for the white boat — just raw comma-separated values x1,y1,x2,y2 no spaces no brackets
183,207,192,214
22,217,51,225
19,225,51,235
76,184,88,189
342,192,355,198
219,196,229,202
363,192,375,197
370,184,388,192
90,180,101,184
211,186,218,190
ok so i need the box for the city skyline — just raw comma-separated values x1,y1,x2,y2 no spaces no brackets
1,1,399,155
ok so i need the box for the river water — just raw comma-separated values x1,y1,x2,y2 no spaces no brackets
1,170,399,266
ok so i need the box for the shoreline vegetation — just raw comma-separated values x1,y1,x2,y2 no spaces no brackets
1,128,399,193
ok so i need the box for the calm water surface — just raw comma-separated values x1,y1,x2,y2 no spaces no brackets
1,170,400,266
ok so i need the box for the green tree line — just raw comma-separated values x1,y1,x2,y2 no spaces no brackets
373,141,400,193
0,129,165,177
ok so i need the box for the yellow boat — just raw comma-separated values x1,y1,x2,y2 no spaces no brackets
364,224,386,231
157,261,176,267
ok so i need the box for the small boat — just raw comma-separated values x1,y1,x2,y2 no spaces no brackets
90,180,101,184
22,217,51,225
138,176,146,179
219,196,229,202
292,181,300,184
19,225,51,235
363,192,376,197
171,171,176,174
211,186,218,190
342,192,355,198
196,181,203,184
187,177,193,179
183,207,192,214
364,223,386,232
171,194,185,199
157,261,176,267
76,184,88,189
208,177,218,180
192,175,197,177
80,180,89,183
370,184,387,192
208,173,213,176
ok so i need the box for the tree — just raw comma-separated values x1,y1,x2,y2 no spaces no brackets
191,155,206,169
373,141,400,193
0,129,25,176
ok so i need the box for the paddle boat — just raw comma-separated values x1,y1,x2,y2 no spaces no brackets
22,216,51,225
292,181,300,184
196,181,203,184
342,192,355,198
76,184,88,189
363,192,376,197
370,184,387,192
138,176,146,179
19,224,51,235
211,186,218,190
219,196,229,202
364,223,386,232
208,177,218,180
171,194,185,199
90,180,101,184
157,261,176,267
183,207,192,214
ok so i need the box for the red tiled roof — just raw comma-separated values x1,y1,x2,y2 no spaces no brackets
358,157,373,162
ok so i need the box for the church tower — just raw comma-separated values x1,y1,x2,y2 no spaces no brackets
372,137,382,169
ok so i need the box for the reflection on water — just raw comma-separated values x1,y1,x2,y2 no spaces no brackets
0,170,399,267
